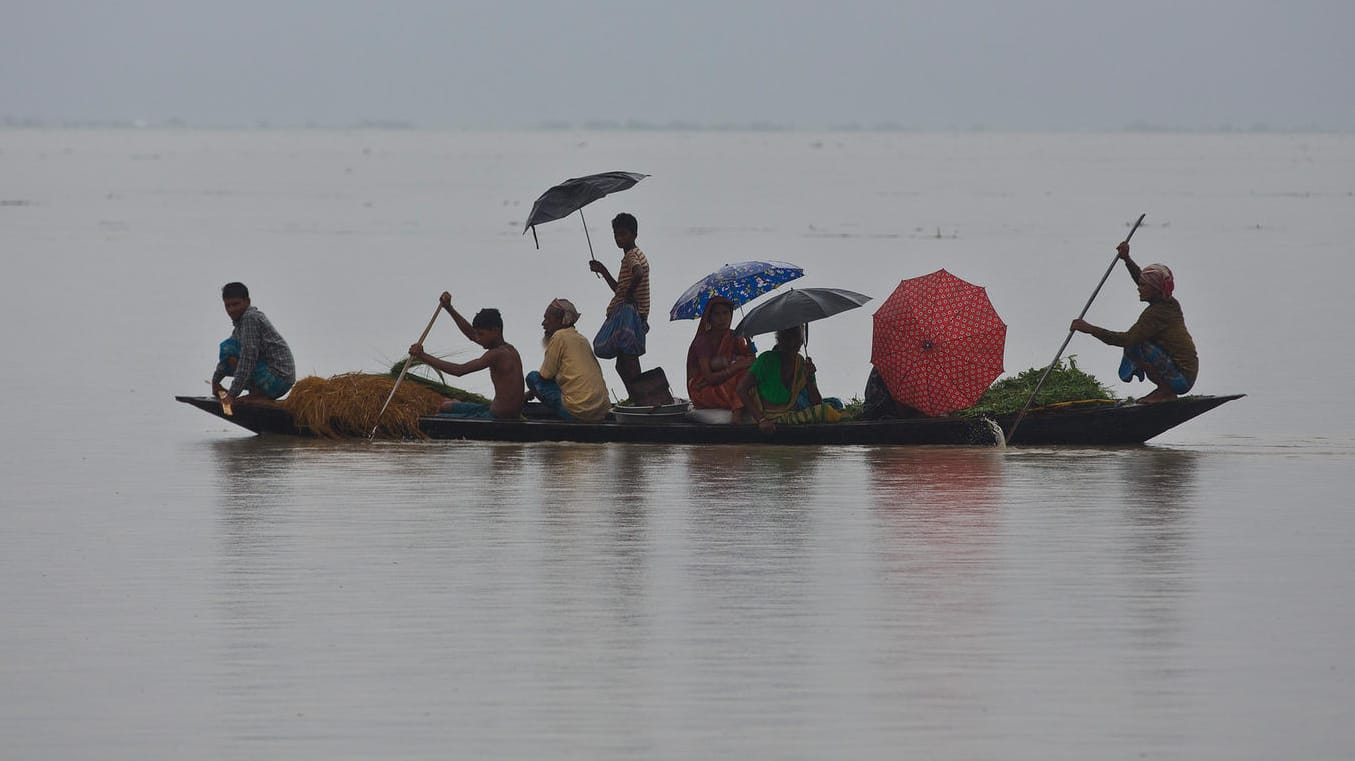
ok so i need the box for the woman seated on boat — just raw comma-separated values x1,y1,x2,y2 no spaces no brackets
736,326,843,432
686,296,756,414
1070,242,1198,404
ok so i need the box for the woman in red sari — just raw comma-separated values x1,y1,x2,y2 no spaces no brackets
686,296,756,412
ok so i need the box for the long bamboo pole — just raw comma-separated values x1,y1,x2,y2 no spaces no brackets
1005,214,1146,443
369,303,442,439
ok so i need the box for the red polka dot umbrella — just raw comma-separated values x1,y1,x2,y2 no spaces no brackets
870,269,1007,417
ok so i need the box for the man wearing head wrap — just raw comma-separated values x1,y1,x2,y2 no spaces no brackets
1071,241,1198,404
549,298,580,327
525,298,611,421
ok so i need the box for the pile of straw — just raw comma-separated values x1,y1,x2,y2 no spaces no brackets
283,373,448,439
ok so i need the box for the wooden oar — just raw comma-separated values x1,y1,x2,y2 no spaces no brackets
369,302,442,439
1005,213,1146,443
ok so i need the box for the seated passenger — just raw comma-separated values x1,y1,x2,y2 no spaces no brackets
525,299,612,422
408,292,525,419
736,326,843,432
1070,241,1198,404
861,367,924,419
686,296,756,414
211,281,295,405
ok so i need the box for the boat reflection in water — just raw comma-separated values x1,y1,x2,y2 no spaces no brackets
198,434,1210,757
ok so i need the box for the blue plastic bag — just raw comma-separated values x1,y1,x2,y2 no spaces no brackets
593,303,648,359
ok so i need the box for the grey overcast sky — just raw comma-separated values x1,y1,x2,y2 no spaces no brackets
4,0,1353,130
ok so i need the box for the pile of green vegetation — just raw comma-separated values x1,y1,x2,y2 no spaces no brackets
840,397,865,421
387,359,491,405
959,356,1115,417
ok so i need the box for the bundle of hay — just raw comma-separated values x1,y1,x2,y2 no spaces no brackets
283,372,448,439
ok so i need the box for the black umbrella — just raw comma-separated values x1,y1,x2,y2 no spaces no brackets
523,171,648,260
733,287,872,353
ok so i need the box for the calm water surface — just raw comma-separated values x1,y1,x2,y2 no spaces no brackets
3,130,1353,759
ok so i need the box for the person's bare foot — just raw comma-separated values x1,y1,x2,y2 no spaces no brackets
1139,389,1179,404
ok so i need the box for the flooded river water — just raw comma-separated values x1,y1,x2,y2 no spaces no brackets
3,129,1352,759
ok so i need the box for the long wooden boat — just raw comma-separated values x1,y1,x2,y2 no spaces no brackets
176,394,1243,446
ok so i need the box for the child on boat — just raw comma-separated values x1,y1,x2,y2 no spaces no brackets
589,212,651,396
1070,241,1199,404
409,292,525,419
211,282,295,405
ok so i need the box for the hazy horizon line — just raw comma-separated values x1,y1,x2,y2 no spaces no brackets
5,116,1352,135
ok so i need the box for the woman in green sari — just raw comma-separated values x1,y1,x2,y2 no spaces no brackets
736,326,843,432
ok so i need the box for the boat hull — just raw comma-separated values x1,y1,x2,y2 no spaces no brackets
176,394,1243,446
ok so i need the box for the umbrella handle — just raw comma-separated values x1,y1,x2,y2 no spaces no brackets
579,208,602,278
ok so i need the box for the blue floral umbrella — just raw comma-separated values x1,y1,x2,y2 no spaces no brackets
668,260,805,320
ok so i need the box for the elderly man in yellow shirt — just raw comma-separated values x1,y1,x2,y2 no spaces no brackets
524,298,612,421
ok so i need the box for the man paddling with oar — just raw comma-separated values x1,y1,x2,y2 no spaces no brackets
408,292,526,419
1071,241,1199,404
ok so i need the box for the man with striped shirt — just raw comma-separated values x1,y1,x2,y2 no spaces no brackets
211,282,295,405
588,212,651,391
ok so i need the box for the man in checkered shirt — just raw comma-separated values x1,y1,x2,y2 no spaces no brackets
211,282,296,404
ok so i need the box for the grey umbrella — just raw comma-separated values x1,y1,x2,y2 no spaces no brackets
523,171,648,259
733,287,872,351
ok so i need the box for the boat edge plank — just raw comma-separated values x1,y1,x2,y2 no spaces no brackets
176,394,1244,446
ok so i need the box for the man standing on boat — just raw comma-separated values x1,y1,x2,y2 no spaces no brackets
408,292,525,419
588,212,650,395
1070,242,1198,404
526,299,611,422
211,282,295,405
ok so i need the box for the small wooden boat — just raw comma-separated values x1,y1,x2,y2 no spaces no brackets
176,394,1243,446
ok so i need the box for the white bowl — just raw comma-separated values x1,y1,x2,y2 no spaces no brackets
611,400,693,425
685,408,735,425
